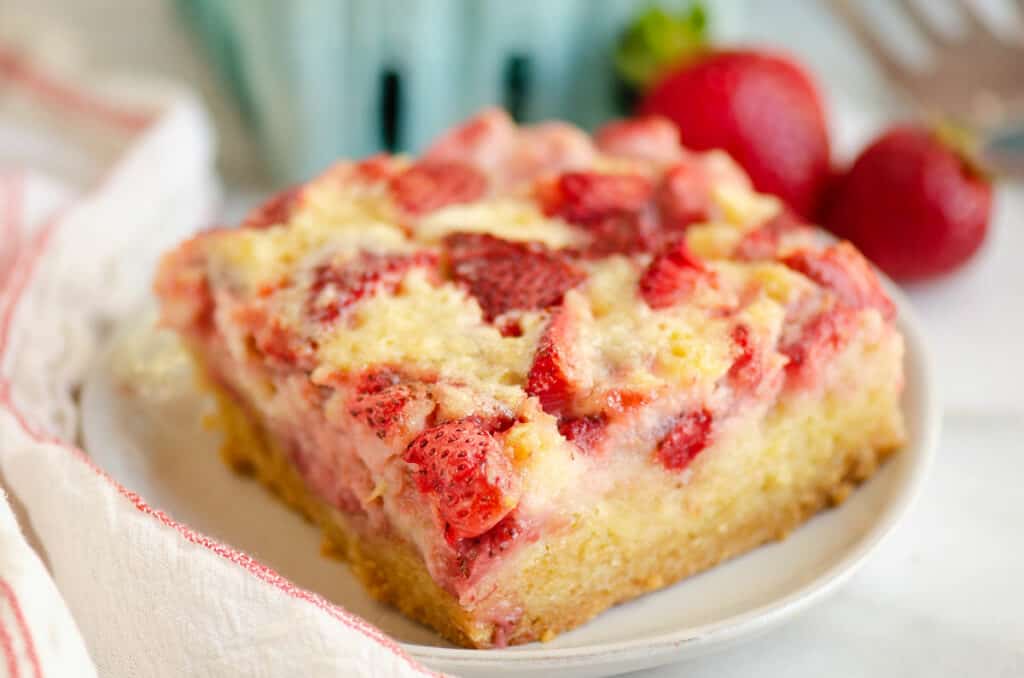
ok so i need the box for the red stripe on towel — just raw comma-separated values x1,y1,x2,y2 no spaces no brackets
0,45,152,132
0,174,24,287
0,580,42,678
0,617,19,678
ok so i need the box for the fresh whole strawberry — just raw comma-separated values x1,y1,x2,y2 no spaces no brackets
616,8,831,219
823,126,992,281
403,417,521,540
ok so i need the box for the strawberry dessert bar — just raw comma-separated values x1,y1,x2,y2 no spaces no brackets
155,109,905,648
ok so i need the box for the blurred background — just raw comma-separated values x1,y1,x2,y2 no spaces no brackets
7,1,1020,178
6,0,934,181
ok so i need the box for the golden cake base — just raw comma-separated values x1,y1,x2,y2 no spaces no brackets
209,332,904,648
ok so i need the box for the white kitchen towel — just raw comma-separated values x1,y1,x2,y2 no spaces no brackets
0,487,96,678
0,24,439,678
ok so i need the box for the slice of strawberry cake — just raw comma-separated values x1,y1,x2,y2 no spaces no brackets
155,109,905,648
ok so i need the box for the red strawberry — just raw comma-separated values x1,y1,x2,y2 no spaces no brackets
538,171,654,225
426,109,597,189
155,237,216,333
254,318,316,370
595,115,685,164
657,163,713,232
449,514,524,580
354,154,398,182
577,212,663,257
232,304,315,370
307,251,437,324
445,233,584,321
352,367,403,395
656,408,713,471
347,382,435,443
640,51,830,219
525,308,577,415
603,388,648,413
780,307,857,386
733,210,810,261
389,161,488,215
727,324,761,394
242,186,302,229
638,238,709,309
425,108,517,169
782,243,896,320
557,415,608,454
403,417,521,540
823,126,992,281
536,171,668,256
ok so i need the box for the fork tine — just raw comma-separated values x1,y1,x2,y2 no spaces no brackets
954,0,996,39
826,0,917,88
894,0,949,46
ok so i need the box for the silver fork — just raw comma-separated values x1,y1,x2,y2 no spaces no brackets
828,0,1024,174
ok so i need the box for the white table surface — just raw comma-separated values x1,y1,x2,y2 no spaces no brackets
629,416,1024,677
14,0,1024,675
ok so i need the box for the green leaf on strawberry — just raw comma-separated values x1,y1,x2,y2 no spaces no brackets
614,4,832,220
614,4,709,90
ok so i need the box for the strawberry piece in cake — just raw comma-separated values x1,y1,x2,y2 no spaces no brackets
782,243,896,320
404,417,522,540
307,251,437,324
525,306,581,416
539,171,653,225
389,161,488,215
595,115,687,164
347,379,434,444
445,233,585,322
156,110,905,648
733,210,811,260
656,408,714,471
656,163,713,232
639,239,712,309
242,185,303,229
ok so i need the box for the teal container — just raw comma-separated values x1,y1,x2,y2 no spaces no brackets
178,0,741,182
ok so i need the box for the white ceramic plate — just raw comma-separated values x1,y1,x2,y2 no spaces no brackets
80,289,937,678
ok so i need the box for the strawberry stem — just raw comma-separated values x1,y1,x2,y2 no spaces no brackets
932,119,990,181
614,3,710,91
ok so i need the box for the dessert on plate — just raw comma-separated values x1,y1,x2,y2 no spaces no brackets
155,109,905,648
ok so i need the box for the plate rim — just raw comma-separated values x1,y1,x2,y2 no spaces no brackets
402,284,940,670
